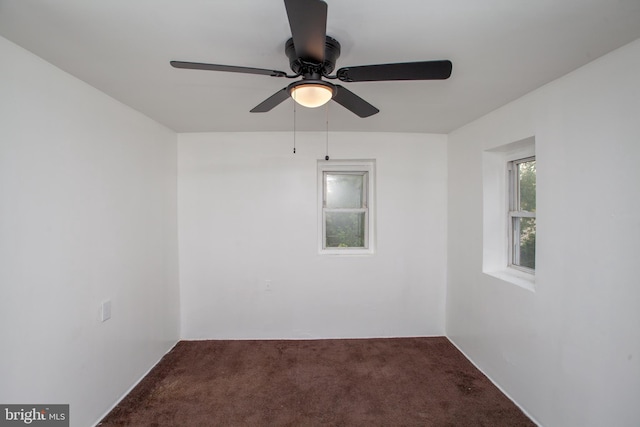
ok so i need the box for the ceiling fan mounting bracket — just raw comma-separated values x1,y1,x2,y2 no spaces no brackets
285,36,341,76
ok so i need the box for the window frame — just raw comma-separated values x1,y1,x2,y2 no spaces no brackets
507,156,536,273
482,136,536,291
317,160,375,255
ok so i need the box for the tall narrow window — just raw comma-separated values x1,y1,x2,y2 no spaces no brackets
508,157,536,271
318,160,375,254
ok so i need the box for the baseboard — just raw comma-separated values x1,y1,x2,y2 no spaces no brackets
92,340,180,427
180,333,445,341
445,337,543,427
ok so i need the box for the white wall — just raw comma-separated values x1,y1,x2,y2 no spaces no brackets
447,38,640,426
178,131,447,339
6,20,637,427
0,36,180,427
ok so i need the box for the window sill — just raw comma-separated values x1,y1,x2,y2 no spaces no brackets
484,267,535,292
319,248,375,256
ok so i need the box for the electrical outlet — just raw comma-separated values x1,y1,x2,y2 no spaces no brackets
265,280,272,292
100,300,112,322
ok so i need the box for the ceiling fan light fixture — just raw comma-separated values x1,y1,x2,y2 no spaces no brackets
290,82,334,108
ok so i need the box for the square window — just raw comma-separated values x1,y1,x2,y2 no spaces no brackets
325,211,366,248
325,173,365,209
318,160,375,254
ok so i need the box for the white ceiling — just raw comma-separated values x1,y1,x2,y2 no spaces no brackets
1,0,640,133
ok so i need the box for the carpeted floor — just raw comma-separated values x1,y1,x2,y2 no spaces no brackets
99,337,535,426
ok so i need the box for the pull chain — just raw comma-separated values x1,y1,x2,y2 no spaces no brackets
293,92,297,154
325,101,330,161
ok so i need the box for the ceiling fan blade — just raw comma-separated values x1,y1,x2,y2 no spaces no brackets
336,60,452,82
284,0,327,63
171,61,288,77
332,85,379,118
250,87,290,113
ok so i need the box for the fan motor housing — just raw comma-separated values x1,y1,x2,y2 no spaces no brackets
285,36,341,76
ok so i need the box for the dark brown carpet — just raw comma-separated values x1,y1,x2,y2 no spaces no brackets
99,337,534,426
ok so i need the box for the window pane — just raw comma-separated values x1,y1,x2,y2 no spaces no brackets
325,212,365,248
326,173,364,208
518,160,536,212
513,217,536,269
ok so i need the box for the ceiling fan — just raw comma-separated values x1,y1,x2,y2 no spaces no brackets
170,0,452,118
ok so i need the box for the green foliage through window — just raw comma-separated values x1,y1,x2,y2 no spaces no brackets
325,212,365,248
512,159,536,270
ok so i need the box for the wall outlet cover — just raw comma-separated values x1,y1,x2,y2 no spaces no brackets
101,300,112,322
